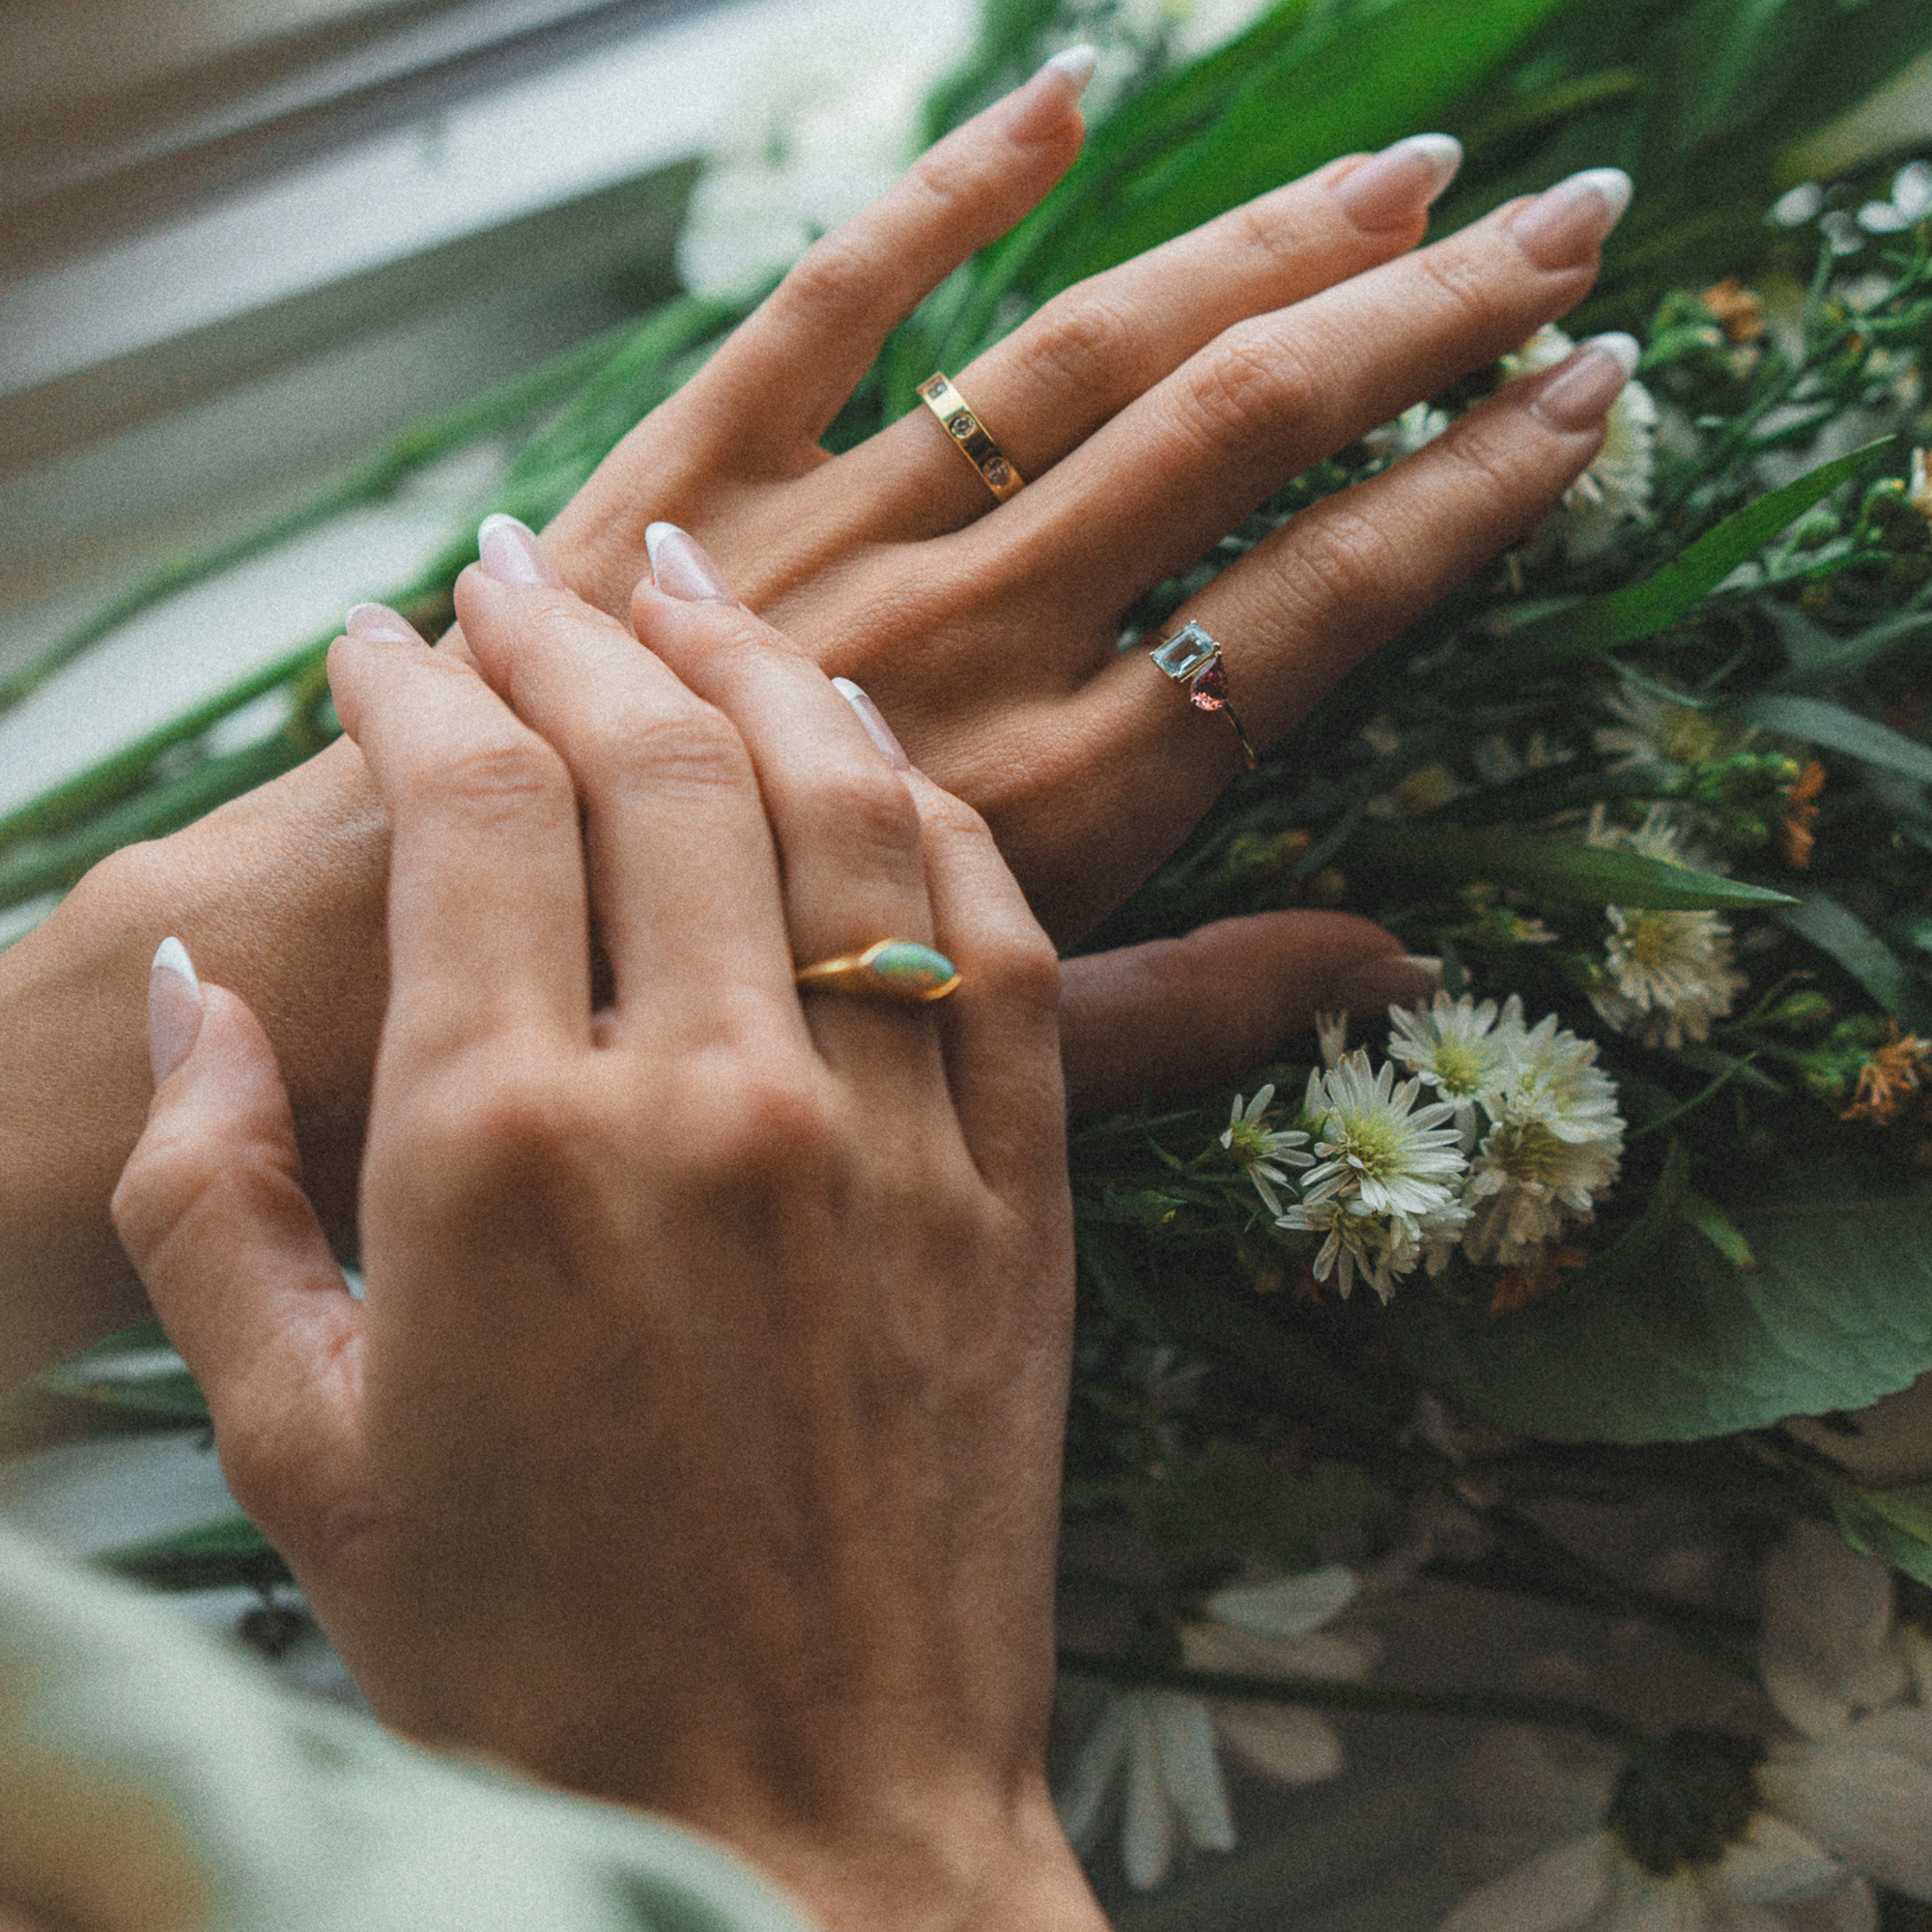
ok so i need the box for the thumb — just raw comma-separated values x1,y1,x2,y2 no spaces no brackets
110,939,365,1559
1059,912,1440,1114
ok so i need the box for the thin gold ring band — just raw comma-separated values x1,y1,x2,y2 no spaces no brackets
917,372,1025,503
1150,621,1260,772
794,938,962,1003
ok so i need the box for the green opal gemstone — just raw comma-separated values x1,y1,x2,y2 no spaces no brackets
867,941,958,995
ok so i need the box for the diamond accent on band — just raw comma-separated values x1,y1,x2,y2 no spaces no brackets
1151,622,1219,683
1188,659,1229,711
947,411,976,439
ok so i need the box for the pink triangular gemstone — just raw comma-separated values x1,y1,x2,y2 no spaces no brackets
1189,659,1229,711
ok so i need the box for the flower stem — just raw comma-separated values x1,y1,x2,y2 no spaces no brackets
1057,1650,1663,1765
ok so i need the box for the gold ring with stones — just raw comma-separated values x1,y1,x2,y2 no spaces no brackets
917,372,1025,503
1150,622,1259,772
794,938,962,1003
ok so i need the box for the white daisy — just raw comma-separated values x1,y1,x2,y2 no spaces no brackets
1276,1192,1452,1302
1299,1050,1468,1219
1585,809,1747,1048
1219,1086,1313,1216
1499,1014,1627,1147
1364,401,1452,463
1057,1569,1369,1890
1754,1523,1932,1901
1461,1112,1624,1265
1595,680,1754,771
1504,327,1659,557
1440,1812,1871,1932
1387,992,1527,1144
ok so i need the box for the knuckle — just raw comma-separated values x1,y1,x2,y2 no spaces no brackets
1286,502,1406,621
696,1065,845,1190
1021,292,1139,398
778,228,879,322
1409,238,1494,331
622,704,753,798
408,732,571,824
1182,325,1321,454
809,764,922,870
1230,191,1317,272
398,1055,594,1203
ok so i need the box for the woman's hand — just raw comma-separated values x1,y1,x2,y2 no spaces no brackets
110,546,1105,1932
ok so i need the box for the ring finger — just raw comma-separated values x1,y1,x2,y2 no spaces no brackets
634,526,951,1094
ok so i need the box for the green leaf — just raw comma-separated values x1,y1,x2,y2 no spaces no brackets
1818,1475,1932,1590
1041,0,1567,288
1345,820,1799,910
97,1514,290,1592
1733,694,1932,790
1777,892,1932,1033
1501,440,1893,671
1390,1158,1932,1443
38,1341,209,1423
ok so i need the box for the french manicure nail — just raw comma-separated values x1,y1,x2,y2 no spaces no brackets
1528,334,1638,431
344,602,421,643
477,513,564,588
1330,951,1445,1015
149,936,204,1086
1508,167,1632,270
644,522,737,605
832,677,912,771
1003,43,1097,143
1331,133,1463,229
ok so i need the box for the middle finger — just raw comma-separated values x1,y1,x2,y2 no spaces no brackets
848,136,1463,538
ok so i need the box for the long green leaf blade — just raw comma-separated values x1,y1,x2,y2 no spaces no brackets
1777,891,1932,1032
1346,821,1800,910
1733,694,1932,789
1502,440,1893,670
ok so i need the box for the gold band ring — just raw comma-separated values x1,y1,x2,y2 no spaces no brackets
917,372,1025,503
1150,622,1259,772
794,938,962,1003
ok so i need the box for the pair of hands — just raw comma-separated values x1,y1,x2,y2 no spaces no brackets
14,45,1634,1932
9,44,1627,1356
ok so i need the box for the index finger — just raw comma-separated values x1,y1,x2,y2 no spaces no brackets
327,611,591,1066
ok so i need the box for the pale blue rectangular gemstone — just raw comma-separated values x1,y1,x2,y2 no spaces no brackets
1151,622,1217,682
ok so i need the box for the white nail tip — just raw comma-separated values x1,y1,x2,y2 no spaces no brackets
477,512,530,546
153,936,199,989
1044,44,1099,93
644,522,682,571
1396,132,1463,190
1568,166,1634,220
1587,332,1642,376
831,676,868,700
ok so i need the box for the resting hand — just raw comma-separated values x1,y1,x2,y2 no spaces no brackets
111,551,1104,1932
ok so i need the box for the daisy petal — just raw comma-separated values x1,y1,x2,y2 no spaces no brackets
1439,1832,1614,1932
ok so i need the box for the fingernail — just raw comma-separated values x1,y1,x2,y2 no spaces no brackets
644,522,737,605
344,602,421,643
1330,952,1444,1014
1528,334,1638,431
832,677,912,771
149,937,204,1086
1331,133,1463,230
1003,44,1097,143
477,513,563,588
1507,167,1633,270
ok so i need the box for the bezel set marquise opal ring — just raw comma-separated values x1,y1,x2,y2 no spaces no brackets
917,372,1025,502
794,938,963,1003
1150,622,1259,771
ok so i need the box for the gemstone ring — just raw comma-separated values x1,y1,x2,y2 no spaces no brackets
1150,621,1259,772
916,372,1025,503
793,938,962,1003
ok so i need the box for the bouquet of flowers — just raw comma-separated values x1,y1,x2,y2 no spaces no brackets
10,0,1932,1921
